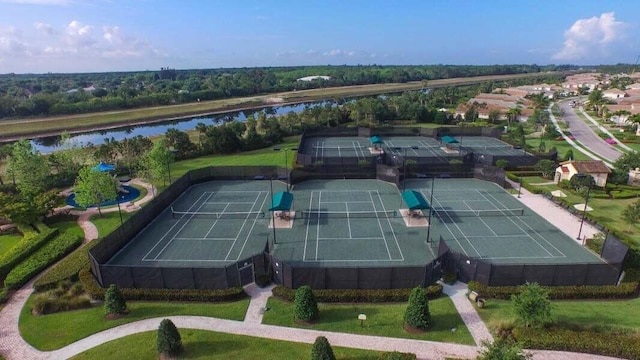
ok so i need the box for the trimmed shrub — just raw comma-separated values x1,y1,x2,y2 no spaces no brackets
272,284,443,303
0,287,8,304
0,225,58,283
4,232,81,290
378,351,417,360
34,242,96,292
294,285,318,322
511,283,552,328
79,268,247,302
311,336,335,360
104,284,127,315
403,287,430,330
513,326,640,359
468,281,638,300
32,292,91,315
157,319,183,357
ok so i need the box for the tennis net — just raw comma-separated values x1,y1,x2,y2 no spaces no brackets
434,208,524,217
171,207,265,219
312,145,366,151
298,210,398,219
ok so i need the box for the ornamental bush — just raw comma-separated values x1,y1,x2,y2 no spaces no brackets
157,319,183,357
511,282,552,327
294,285,318,322
403,287,430,330
104,284,127,315
311,336,335,360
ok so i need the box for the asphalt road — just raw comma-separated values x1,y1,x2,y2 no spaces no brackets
559,101,622,162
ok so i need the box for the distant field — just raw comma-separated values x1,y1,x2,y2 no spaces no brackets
0,72,555,140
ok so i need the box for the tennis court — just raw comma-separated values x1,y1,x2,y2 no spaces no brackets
108,180,287,267
454,136,528,156
299,136,373,160
403,178,602,265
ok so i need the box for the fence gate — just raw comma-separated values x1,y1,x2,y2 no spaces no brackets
238,263,254,286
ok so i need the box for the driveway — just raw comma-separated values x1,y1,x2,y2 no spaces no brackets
559,101,622,163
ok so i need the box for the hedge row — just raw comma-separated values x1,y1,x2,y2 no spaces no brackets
271,284,443,303
378,351,417,360
79,268,246,302
0,224,58,283
513,327,640,359
0,287,8,304
33,241,96,292
4,232,82,290
468,281,639,300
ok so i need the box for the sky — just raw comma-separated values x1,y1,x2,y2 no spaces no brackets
0,0,639,74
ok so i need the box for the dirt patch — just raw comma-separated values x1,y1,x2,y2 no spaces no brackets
105,311,129,320
294,318,316,326
403,323,427,334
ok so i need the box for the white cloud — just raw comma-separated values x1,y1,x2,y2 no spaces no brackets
34,22,56,35
0,26,29,56
552,12,628,61
323,49,356,57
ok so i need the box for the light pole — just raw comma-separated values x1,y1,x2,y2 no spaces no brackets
269,175,277,245
576,175,592,242
426,176,435,243
112,177,123,226
274,147,298,192
394,146,419,192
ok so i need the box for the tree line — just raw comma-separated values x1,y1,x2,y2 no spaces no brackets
0,64,570,119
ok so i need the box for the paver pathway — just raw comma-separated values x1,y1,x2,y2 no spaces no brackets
440,282,492,345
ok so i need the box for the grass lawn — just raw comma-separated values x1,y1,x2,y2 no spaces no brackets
70,329,383,360
19,295,250,351
47,220,85,240
170,136,301,180
525,138,590,161
624,142,640,152
262,297,474,345
476,298,640,333
91,212,133,238
0,233,22,255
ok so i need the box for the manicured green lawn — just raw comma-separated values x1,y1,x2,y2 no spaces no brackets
70,329,383,360
19,296,250,350
477,298,640,332
525,139,590,161
48,220,85,240
170,137,301,180
91,212,133,238
0,233,22,255
262,297,474,345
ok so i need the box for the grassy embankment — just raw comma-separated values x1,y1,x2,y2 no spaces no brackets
0,72,555,140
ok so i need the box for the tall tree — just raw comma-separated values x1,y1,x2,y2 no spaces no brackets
142,138,175,188
621,200,640,232
73,166,117,217
6,139,50,199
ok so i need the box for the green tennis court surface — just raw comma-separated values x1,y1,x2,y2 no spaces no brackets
455,136,530,156
109,178,602,268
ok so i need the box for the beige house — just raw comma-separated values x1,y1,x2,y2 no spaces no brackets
555,160,611,187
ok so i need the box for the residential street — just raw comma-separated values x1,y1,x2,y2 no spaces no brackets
559,101,623,163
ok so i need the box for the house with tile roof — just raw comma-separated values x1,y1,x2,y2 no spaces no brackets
554,160,611,187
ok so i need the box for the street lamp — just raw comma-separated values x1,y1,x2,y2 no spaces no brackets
166,149,177,185
269,174,277,245
426,176,435,243
274,147,298,192
576,174,592,242
517,176,523,198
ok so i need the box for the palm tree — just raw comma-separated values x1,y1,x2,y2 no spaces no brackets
195,122,207,147
506,106,522,130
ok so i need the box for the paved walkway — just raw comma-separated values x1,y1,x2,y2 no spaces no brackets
440,282,492,345
505,178,600,242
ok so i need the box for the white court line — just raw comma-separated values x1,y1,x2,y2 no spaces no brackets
345,202,353,239
303,190,314,261
224,191,265,261
462,200,498,237
172,237,237,241
201,203,229,239
420,189,471,257
204,201,256,205
321,201,372,204
303,258,406,262
150,192,214,260
315,191,322,260
234,191,270,262
368,190,393,261
352,141,362,161
466,234,530,238
476,190,560,258
374,190,406,261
